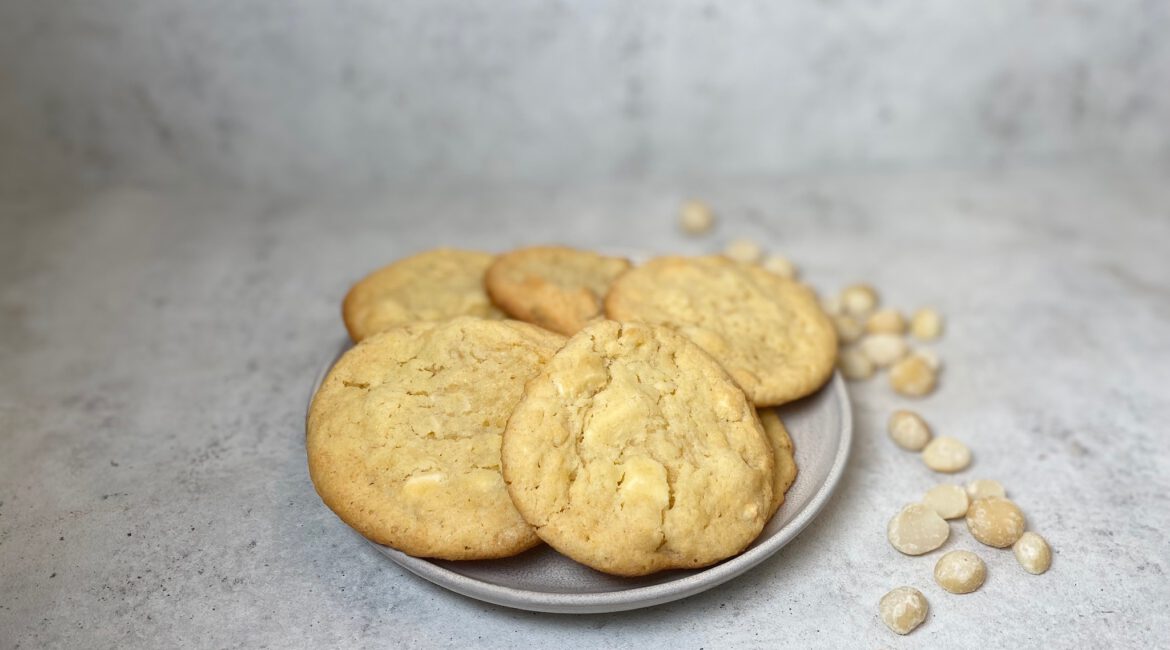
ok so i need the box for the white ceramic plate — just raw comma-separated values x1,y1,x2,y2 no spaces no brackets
307,339,852,614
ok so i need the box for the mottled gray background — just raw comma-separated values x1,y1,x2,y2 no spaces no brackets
2,3,1169,649
2,0,1169,193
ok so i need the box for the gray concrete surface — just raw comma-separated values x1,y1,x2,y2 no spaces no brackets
3,1,1170,194
2,162,1168,647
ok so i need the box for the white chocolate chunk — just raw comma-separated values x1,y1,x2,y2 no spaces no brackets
402,472,446,498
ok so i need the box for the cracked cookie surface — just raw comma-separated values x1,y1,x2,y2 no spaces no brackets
307,317,566,560
758,409,798,518
605,255,837,406
343,248,504,342
502,320,774,576
485,246,632,336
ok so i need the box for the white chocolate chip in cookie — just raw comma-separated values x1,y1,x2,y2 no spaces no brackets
617,457,670,510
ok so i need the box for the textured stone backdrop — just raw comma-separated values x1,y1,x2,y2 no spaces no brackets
1,1,1168,192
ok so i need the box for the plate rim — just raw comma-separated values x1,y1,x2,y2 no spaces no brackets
308,337,853,614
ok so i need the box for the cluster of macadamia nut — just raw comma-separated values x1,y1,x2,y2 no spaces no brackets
822,284,942,397
880,459,1053,635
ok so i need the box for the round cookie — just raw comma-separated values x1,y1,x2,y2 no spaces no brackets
605,255,837,406
307,317,566,560
485,246,632,336
758,409,798,518
502,320,775,576
342,248,504,342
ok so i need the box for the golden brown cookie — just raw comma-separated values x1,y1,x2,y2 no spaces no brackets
502,320,774,576
307,317,566,560
605,255,837,406
758,409,798,518
484,246,632,336
342,248,504,342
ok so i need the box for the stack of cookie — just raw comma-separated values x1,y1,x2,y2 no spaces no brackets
307,246,837,576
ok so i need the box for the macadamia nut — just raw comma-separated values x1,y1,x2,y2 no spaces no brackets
841,284,879,317
724,238,762,263
933,550,986,594
879,587,928,635
966,479,1006,501
838,347,875,381
679,200,714,234
890,355,938,397
762,255,798,279
1013,532,1052,574
888,410,932,451
911,348,942,371
834,315,865,344
922,437,972,473
861,334,909,367
966,497,1026,548
923,484,970,519
888,503,950,555
911,308,943,340
866,308,906,335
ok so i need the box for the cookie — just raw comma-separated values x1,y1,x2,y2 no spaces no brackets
342,248,504,342
484,246,632,336
604,255,837,406
502,320,774,576
758,409,798,518
307,317,566,560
